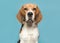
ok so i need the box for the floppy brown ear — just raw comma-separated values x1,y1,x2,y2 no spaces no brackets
16,9,25,24
35,7,42,24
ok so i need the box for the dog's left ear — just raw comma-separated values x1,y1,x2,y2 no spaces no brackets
35,6,42,24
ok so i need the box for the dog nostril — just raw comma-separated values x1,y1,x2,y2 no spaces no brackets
28,12,33,17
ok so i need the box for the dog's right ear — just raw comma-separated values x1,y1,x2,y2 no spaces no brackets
16,7,25,24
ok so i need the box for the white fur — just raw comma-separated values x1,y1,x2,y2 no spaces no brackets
19,23,39,43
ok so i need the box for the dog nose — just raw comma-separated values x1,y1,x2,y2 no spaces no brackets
28,12,33,17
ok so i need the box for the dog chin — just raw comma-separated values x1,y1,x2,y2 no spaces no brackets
26,19,33,27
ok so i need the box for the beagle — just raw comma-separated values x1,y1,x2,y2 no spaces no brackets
16,4,42,43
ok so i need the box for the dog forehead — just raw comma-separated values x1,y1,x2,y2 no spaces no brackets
23,4,37,8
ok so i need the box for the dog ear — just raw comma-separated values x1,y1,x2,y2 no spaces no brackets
35,7,42,24
16,7,25,24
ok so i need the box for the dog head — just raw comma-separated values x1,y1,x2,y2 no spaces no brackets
17,4,42,26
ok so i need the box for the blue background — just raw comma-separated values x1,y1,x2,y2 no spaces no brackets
0,0,60,43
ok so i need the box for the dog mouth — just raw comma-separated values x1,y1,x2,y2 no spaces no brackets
26,19,33,26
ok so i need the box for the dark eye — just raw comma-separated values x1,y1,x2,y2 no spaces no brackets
24,8,28,10
32,8,36,10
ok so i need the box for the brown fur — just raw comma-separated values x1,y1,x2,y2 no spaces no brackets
16,7,26,24
35,6,42,24
16,3,42,24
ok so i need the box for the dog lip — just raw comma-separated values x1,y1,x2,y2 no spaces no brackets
26,19,33,26
29,19,32,20
26,19,33,23
28,17,32,20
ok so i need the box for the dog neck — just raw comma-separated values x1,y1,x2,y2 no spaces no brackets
22,22,38,30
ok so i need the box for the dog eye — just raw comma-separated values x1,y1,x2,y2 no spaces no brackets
32,8,36,10
24,8,28,10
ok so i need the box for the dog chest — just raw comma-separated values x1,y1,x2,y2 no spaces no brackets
20,28,39,41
